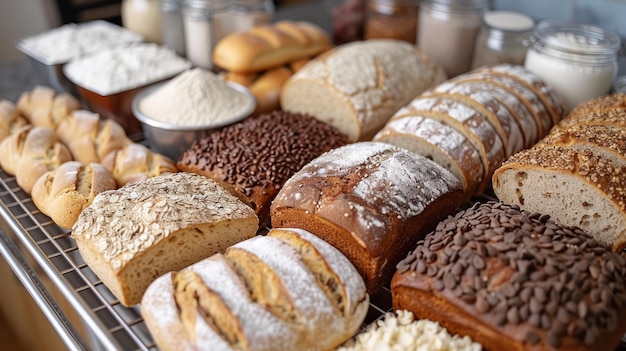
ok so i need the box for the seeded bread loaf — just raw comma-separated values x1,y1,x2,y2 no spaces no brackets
0,99,28,142
101,143,178,187
178,111,349,228
142,228,369,351
72,172,259,306
392,201,626,351
492,146,626,252
280,39,446,141
56,110,131,164
0,125,73,194
32,161,116,229
557,93,626,129
270,142,463,293
373,114,484,199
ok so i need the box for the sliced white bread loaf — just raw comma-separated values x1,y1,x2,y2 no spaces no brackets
492,146,626,252
280,39,446,141
72,172,259,306
141,228,368,351
373,114,483,198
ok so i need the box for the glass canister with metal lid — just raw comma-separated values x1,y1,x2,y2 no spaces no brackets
183,0,215,69
364,0,420,43
524,20,621,112
161,0,186,56
231,0,274,33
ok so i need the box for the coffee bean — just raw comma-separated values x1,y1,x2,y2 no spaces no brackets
556,307,571,324
589,265,601,279
520,287,533,303
533,286,547,303
427,265,438,277
434,279,445,291
545,301,558,316
530,297,542,314
506,305,519,324
452,261,464,276
519,304,529,321
476,294,490,313
529,313,541,327
541,313,551,329
472,255,485,270
578,301,588,319
444,274,458,289
453,233,467,246
417,260,427,274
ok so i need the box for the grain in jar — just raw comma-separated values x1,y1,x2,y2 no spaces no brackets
364,0,419,43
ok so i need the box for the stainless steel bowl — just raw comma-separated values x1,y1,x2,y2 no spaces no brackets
131,80,256,161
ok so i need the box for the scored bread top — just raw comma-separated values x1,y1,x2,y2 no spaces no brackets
72,172,256,271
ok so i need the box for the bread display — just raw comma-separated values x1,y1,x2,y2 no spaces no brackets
392,201,626,351
16,85,81,129
31,161,116,229
178,111,349,228
0,99,28,142
213,21,331,73
0,125,73,194
280,39,446,141
270,142,463,293
142,228,369,351
72,172,259,306
100,143,178,187
55,110,130,164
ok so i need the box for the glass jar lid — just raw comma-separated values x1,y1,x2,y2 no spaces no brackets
425,0,491,12
484,10,534,32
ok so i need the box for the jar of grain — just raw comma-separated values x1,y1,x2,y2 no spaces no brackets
364,0,419,43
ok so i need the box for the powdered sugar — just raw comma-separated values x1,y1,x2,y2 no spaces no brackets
17,21,142,65
64,43,191,95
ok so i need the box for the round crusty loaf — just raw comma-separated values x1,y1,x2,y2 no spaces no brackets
392,201,626,351
280,39,446,141
31,161,116,229
270,142,464,293
141,228,369,351
493,146,626,252
101,143,177,187
0,99,28,142
56,110,130,164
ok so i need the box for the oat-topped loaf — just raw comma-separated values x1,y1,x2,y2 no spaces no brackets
72,172,258,306
178,110,349,228
392,201,626,351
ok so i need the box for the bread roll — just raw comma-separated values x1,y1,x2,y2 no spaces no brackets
280,39,447,141
373,114,483,200
392,201,626,351
270,142,463,293
101,143,177,187
0,99,28,142
56,110,130,164
31,161,116,229
213,21,331,73
249,66,293,115
72,172,259,306
142,228,369,351
17,86,80,129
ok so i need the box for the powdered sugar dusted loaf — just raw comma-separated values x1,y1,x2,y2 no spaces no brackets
270,141,463,292
141,228,369,351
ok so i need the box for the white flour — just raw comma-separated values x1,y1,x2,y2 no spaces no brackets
18,21,142,65
138,68,254,127
63,43,191,95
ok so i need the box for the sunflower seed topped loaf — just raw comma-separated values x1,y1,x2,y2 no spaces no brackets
557,93,626,128
270,142,463,293
72,172,258,306
280,39,446,141
178,110,350,228
392,201,626,351
141,228,368,351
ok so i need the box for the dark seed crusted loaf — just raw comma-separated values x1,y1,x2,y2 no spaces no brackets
392,201,626,351
177,111,350,228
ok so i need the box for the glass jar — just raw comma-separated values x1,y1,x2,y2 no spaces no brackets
183,0,214,69
161,0,186,56
212,0,237,44
364,0,419,43
231,0,274,33
418,0,491,78
470,10,534,69
524,20,621,112
122,0,163,44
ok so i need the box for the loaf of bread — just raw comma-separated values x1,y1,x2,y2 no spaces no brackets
373,114,484,200
0,125,73,194
0,99,28,142
72,172,259,306
31,161,116,229
213,21,331,73
270,142,463,293
101,143,177,187
178,111,349,228
56,110,130,163
142,228,369,351
558,93,626,129
16,85,80,129
392,201,626,351
280,39,446,141
223,67,294,115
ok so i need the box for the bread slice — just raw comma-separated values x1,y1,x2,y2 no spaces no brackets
374,113,484,199
141,228,368,351
270,142,463,292
72,172,259,306
280,39,446,141
492,146,626,252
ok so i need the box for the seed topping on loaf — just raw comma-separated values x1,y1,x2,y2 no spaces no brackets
72,172,255,270
396,201,626,348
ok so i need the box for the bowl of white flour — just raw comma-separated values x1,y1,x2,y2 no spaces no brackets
132,68,256,161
